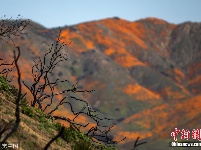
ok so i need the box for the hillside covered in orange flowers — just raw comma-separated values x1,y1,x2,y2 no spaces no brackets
0,17,201,149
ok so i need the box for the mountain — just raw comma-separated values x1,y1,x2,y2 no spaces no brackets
0,17,201,149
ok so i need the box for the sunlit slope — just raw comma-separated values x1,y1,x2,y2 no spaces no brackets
58,17,192,105
117,95,201,149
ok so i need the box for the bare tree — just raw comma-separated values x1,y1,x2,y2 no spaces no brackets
23,29,70,110
0,15,30,143
22,30,125,147
0,47,22,143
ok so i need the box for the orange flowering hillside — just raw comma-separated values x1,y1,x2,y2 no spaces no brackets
0,17,201,150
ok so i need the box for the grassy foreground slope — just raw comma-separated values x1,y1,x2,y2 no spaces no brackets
0,76,116,150
0,82,70,149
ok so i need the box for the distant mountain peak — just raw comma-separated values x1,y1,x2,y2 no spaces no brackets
137,17,173,25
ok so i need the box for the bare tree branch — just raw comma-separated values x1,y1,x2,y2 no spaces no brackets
23,29,69,110
0,52,15,80
0,15,31,46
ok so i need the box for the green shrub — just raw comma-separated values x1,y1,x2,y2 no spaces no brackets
0,76,11,91
71,141,93,150
20,98,34,118
21,106,34,117
52,122,116,150
62,125,91,143
55,137,66,147
9,85,20,98
33,108,50,125
52,122,63,131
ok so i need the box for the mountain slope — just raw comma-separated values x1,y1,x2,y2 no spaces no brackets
0,84,71,150
0,17,201,149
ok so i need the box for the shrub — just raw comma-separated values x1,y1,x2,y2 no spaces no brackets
20,98,34,118
71,141,93,150
0,76,11,91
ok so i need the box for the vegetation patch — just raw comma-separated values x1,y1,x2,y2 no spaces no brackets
0,76,11,91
